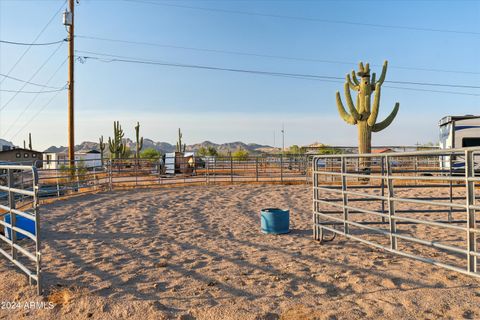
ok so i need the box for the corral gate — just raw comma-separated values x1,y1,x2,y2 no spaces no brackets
0,165,41,294
312,147,480,277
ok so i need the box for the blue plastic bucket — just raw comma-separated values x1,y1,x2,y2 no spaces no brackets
260,208,289,234
4,214,36,240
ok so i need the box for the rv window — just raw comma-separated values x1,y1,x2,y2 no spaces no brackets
462,138,480,148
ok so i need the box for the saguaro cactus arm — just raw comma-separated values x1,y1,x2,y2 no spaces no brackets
135,122,143,151
108,137,115,153
372,102,400,132
336,91,356,125
344,82,361,120
367,83,381,126
376,61,388,85
99,136,105,151
346,74,359,91
370,72,377,90
351,71,360,85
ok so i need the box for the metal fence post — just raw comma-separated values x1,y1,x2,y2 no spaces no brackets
341,156,349,235
7,169,17,260
414,155,418,186
255,157,259,182
386,155,397,250
313,157,319,240
56,164,60,197
93,167,97,191
213,157,216,184
230,156,233,183
465,150,477,273
134,159,138,188
380,157,386,223
76,163,80,193
280,154,284,183
108,159,113,191
448,154,453,222
32,167,41,295
205,156,208,185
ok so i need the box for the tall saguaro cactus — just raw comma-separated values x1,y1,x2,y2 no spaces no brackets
108,121,126,159
134,121,144,161
99,135,106,166
176,128,186,153
28,133,32,150
336,61,399,155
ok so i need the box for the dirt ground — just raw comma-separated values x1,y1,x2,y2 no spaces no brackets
0,184,479,320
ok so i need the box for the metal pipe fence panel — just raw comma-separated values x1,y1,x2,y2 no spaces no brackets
33,155,310,201
312,146,480,278
0,164,41,294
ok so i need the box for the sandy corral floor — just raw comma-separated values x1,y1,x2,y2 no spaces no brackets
0,184,479,320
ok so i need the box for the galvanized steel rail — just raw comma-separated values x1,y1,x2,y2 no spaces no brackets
35,155,310,200
312,146,480,277
0,165,41,294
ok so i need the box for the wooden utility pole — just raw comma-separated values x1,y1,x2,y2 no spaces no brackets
67,0,75,166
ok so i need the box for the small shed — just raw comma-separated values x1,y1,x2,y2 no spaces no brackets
165,152,195,174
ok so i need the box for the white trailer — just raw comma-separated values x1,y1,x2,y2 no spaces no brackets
439,115,480,170
43,150,102,170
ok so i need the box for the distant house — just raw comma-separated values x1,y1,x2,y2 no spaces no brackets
43,150,102,169
0,148,43,166
0,139,14,151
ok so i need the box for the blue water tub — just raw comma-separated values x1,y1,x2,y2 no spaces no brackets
260,208,290,234
4,214,36,240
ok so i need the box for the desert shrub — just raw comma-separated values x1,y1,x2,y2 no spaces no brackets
232,148,249,161
287,145,307,155
140,148,161,159
197,146,218,157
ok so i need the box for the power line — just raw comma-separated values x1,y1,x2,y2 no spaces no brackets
3,58,68,137
78,53,479,96
0,39,67,46
76,35,480,76
0,87,66,94
0,42,65,112
79,52,343,79
10,89,64,141
381,85,480,97
0,73,65,90
122,0,480,36
0,0,67,86
76,50,480,90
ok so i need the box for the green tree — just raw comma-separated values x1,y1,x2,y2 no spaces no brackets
140,148,162,159
197,146,218,157
317,146,342,155
287,145,306,155
232,148,249,161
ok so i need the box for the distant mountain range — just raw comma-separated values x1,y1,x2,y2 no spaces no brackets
44,139,275,155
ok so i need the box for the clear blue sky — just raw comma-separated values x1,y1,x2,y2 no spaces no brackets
0,0,479,150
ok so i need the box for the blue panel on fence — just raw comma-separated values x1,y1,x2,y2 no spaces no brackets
4,214,36,240
260,208,290,234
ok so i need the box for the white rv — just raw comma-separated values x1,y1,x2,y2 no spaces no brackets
439,115,480,170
